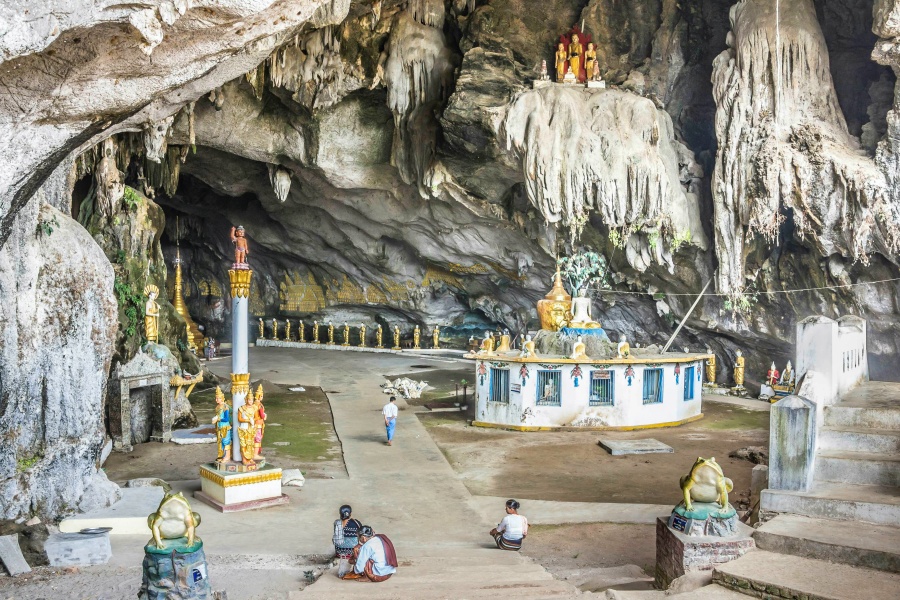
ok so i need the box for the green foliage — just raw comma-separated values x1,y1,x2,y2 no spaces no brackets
114,277,143,339
16,453,42,472
723,288,759,318
114,249,126,265
557,251,610,295
671,229,693,253
122,185,142,210
176,337,187,352
37,215,60,237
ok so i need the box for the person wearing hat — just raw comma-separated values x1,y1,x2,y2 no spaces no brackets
341,525,398,582
490,499,528,551
332,505,363,576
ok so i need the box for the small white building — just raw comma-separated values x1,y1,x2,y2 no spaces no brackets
468,352,708,430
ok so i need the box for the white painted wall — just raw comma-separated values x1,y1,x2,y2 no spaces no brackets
795,315,868,408
474,359,704,428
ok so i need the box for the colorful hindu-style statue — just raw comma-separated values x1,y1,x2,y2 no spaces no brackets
555,42,567,81
705,349,716,386
313,320,320,344
376,324,384,348
284,319,292,341
230,225,249,265
328,322,335,345
211,386,231,463
342,322,350,346
392,326,401,350
144,285,160,343
258,317,265,339
733,350,745,388
433,325,440,349
298,319,305,343
272,318,279,341
237,398,257,466
584,42,596,81
568,34,583,80
413,325,421,349
359,323,367,347
766,362,779,386
252,384,266,460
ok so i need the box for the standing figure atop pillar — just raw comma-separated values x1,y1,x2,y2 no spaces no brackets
231,225,250,267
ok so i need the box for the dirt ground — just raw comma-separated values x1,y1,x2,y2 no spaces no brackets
105,382,346,483
412,366,768,506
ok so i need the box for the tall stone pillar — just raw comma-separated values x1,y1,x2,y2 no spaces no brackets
229,268,252,463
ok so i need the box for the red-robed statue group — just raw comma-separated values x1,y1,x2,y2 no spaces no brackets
555,25,596,83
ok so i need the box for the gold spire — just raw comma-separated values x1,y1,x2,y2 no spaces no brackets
171,217,203,352
544,262,572,302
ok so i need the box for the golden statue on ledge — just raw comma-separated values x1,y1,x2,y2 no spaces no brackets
328,322,335,345
584,42,596,80
733,350,746,389
520,334,536,358
479,332,495,356
555,42,567,81
570,336,589,360
144,284,160,343
392,326,401,350
568,34,583,79
258,318,265,339
359,323,367,347
298,319,305,343
413,325,421,349
705,349,717,387
376,324,383,348
496,331,511,353
537,264,573,331
433,326,440,349
272,319,279,341
342,323,350,346
237,398,257,466
284,319,291,341
313,320,320,344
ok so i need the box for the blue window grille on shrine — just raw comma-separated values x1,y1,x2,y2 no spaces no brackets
536,370,561,406
489,368,510,403
589,371,614,406
684,366,696,401
643,368,664,404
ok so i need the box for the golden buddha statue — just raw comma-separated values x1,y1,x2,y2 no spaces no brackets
537,264,573,331
328,322,335,345
570,336,588,360
258,318,265,340
433,326,440,349
413,325,421,349
733,350,745,388
144,285,160,343
584,42,596,81
342,322,350,346
392,326,401,350
520,334,536,358
479,332,495,356
298,319,305,343
359,323,367,347
272,319,278,341
376,324,384,348
284,319,291,341
556,42,567,81
569,34,583,80
568,288,602,329
237,399,257,466
704,349,716,387
313,320,320,344
496,331,511,352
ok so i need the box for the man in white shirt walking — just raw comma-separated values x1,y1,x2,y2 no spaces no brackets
382,396,398,446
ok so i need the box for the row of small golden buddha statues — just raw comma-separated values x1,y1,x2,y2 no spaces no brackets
258,318,441,350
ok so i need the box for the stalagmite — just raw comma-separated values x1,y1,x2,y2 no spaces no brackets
94,138,124,219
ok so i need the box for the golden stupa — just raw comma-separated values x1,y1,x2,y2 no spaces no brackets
171,232,203,353
537,264,573,331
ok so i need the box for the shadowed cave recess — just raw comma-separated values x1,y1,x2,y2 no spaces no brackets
0,0,899,521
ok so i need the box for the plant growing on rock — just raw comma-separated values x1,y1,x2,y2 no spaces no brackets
723,287,759,318
37,214,60,237
114,277,144,340
557,251,609,295
122,185,142,210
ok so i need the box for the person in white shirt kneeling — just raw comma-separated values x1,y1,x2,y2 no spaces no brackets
490,499,528,551
342,525,398,582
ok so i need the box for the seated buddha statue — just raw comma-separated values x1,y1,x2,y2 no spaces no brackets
568,288,602,329
617,334,630,359
479,332,495,356
520,334,536,358
570,336,589,360
496,330,511,353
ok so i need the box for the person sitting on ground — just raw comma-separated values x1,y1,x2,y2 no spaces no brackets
341,525,398,582
332,504,363,576
490,499,528,551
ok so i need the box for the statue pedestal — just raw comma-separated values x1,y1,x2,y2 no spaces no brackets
668,501,739,537
194,463,288,513
586,80,606,88
532,79,552,89
559,326,609,340
654,515,755,590
139,538,211,600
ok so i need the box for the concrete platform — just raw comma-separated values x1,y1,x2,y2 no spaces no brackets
599,438,674,455
171,425,216,445
59,487,164,534
713,550,900,600
754,514,900,573
193,490,290,513
761,482,900,526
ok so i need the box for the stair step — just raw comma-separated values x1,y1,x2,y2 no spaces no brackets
761,482,900,526
293,576,577,599
819,427,900,453
712,550,900,600
814,450,900,486
825,405,900,431
754,514,900,573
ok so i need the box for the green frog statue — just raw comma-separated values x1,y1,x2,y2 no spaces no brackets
668,457,738,537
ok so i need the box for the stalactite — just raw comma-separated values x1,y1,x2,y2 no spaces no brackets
408,0,445,29
143,115,175,163
268,164,292,203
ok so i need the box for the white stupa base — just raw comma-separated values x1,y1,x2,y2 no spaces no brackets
195,463,288,513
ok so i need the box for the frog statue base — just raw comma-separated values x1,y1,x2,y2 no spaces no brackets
139,537,212,600
667,500,739,537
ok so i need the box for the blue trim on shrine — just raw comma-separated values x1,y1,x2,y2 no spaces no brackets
559,327,610,340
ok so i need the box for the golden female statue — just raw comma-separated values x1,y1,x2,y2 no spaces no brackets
252,385,266,460
144,284,160,343
328,322,335,345
313,320,320,343
555,42,567,81
705,349,716,386
284,319,291,341
392,326,401,350
376,324,383,348
342,323,350,346
569,34,583,80
433,326,440,349
237,400,257,466
272,319,279,341
298,319,305,343
733,350,745,387
359,323,367,347
413,325,421,349
258,318,265,339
